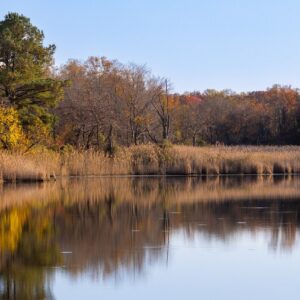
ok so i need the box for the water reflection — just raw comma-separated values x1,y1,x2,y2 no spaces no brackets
0,176,300,299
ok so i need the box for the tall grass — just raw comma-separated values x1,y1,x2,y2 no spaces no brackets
0,151,60,182
1,145,300,182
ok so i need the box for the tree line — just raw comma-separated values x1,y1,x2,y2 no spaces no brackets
1,13,300,151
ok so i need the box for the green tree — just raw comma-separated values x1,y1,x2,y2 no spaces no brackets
0,12,65,147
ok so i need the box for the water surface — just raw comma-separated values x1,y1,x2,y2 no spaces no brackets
0,176,300,300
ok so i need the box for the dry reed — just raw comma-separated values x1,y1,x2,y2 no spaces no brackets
1,145,300,182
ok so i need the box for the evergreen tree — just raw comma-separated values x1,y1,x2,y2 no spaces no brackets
0,12,65,146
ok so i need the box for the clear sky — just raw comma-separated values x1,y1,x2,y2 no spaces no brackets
1,0,299,93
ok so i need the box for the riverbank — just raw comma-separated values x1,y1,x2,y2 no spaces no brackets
1,145,300,182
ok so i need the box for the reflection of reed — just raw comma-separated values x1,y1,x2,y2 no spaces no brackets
1,176,300,211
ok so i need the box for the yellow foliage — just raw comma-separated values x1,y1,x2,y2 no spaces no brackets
0,208,28,253
0,106,27,150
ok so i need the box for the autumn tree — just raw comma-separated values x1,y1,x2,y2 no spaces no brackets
0,106,27,150
148,79,178,143
57,57,125,149
173,94,204,145
0,13,65,148
116,64,165,145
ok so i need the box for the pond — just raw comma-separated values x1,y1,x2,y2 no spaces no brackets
0,176,300,300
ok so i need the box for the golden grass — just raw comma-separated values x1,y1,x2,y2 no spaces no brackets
163,145,300,175
1,145,300,182
0,151,60,182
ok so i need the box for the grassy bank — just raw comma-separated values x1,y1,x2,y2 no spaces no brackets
1,145,300,182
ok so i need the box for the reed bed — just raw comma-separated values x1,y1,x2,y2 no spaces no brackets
1,145,300,182
163,145,300,175
0,151,60,182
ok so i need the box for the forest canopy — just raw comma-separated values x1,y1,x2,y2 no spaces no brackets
1,13,300,151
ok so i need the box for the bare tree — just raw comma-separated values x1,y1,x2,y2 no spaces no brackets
149,79,175,143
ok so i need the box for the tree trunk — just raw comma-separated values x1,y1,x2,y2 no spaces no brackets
105,125,114,157
192,133,196,146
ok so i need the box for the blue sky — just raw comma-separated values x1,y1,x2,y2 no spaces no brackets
1,0,299,93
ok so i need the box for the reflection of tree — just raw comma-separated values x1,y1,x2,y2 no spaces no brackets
0,208,61,300
179,199,299,251
55,201,167,280
268,202,298,251
52,198,300,280
0,177,300,295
